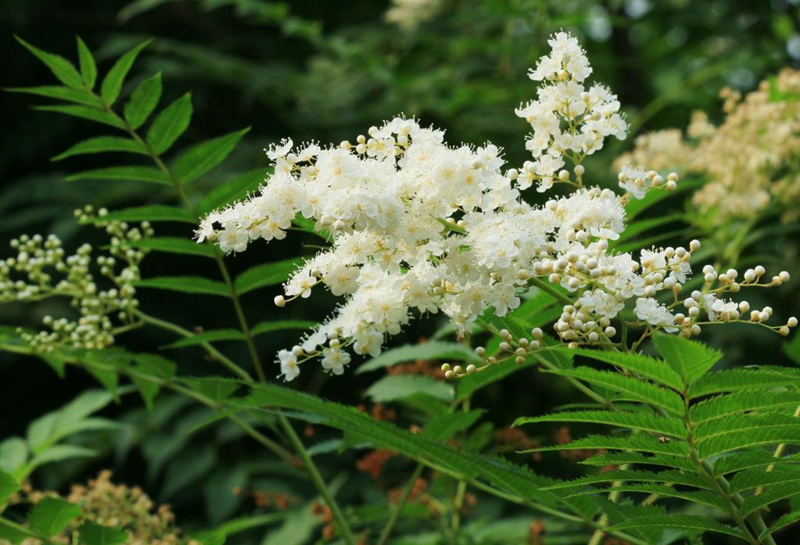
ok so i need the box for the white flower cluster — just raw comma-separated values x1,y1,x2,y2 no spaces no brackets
513,32,627,193
198,33,793,381
0,207,150,352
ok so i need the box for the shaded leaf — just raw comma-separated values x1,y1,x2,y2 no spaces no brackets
172,128,250,185
15,36,83,88
76,37,97,89
52,136,146,161
125,237,215,258
65,166,170,185
364,375,454,403
358,341,479,374
251,320,315,337
234,257,304,295
29,497,82,537
146,93,192,154
6,85,102,106
163,329,246,349
134,276,229,297
79,522,129,545
123,71,162,129
34,105,126,129
80,205,195,224
197,168,267,215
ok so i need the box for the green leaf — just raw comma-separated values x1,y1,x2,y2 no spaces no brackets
421,410,484,442
163,329,246,349
571,348,684,391
625,179,703,220
124,237,215,258
358,341,480,374
161,447,216,498
186,378,240,402
543,469,710,491
611,514,743,539
238,383,560,508
251,320,315,337
34,105,126,129
698,428,800,459
741,483,800,516
172,128,250,185
364,375,454,403
27,389,115,453
5,86,102,106
690,367,800,398
197,168,268,215
134,276,229,297
689,390,800,423
653,335,721,385
234,257,304,295
80,205,195,224
29,497,82,537
15,36,83,88
123,72,162,129
577,483,729,512
262,505,319,545
29,445,97,470
515,410,686,438
146,93,192,154
79,522,129,545
0,471,19,505
580,452,696,472
0,519,28,543
0,438,28,474
528,434,691,456
52,136,147,161
729,468,800,494
76,37,97,89
762,510,800,540
713,452,800,476
546,367,685,416
694,413,800,444
65,166,170,185
101,40,152,106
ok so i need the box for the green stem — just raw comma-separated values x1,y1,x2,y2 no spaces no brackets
133,309,253,382
377,463,424,545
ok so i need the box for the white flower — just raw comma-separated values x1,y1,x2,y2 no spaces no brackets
321,347,351,375
635,298,677,332
278,349,300,381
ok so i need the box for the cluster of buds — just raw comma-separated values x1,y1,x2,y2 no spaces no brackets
0,206,152,352
617,167,679,202
441,327,546,379
673,264,796,338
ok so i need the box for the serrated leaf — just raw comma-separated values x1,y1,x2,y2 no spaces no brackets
65,166,170,185
421,410,484,442
81,205,195,224
197,168,267,215
741,483,800,516
611,514,743,538
76,37,97,89
543,469,710,491
163,329,245,349
729,469,800,494
29,497,82,537
124,71,162,129
6,85,102,106
134,276,229,297
762,509,800,540
53,136,147,161
653,335,721,385
172,128,250,185
690,368,800,398
146,93,192,154
34,105,126,129
79,522,129,545
527,434,691,456
101,40,152,105
580,452,696,472
15,36,83,88
515,410,686,438
694,413,800,444
546,367,685,416
571,348,684,390
251,320,315,337
358,341,480,374
186,378,241,402
364,375,454,403
234,257,304,295
698,428,800,459
238,383,560,508
0,471,19,505
713,452,800,476
689,390,800,423
125,236,215,258
572,483,729,512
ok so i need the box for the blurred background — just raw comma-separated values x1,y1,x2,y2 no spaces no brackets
2,1,800,542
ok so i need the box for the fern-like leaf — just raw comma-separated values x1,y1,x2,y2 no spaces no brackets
515,410,686,438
